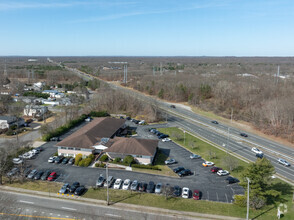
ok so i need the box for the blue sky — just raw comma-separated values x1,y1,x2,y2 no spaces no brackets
0,0,293,56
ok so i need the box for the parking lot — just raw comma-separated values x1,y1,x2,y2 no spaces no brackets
24,120,244,203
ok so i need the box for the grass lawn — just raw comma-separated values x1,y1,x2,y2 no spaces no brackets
6,180,62,193
157,127,248,180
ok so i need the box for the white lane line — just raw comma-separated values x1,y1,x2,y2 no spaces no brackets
61,207,77,211
105,213,122,218
19,200,34,204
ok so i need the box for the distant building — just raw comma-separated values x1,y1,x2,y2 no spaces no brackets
42,90,59,97
23,105,48,117
0,116,25,129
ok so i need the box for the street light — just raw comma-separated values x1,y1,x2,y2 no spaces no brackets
246,177,251,220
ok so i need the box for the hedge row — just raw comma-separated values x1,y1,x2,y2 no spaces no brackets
89,111,109,117
132,164,161,170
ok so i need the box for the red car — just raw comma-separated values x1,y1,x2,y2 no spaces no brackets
210,167,222,173
193,190,201,200
47,172,57,181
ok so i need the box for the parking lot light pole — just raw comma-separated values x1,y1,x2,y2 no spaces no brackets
246,177,251,220
106,163,109,206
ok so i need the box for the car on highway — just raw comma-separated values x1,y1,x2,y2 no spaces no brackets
12,158,23,164
173,167,185,173
182,187,189,199
104,176,114,188
155,183,162,194
211,120,219,124
165,158,176,165
146,181,155,193
256,153,264,159
96,175,105,187
130,180,139,191
162,138,171,142
68,157,75,165
193,190,201,200
240,133,248,137
113,179,123,189
251,147,263,155
41,170,51,180
59,183,69,194
202,161,215,167
27,169,38,179
178,169,192,177
48,156,56,163
210,167,222,173
122,179,131,190
47,172,57,181
7,168,19,177
62,157,69,164
190,154,201,159
226,177,239,184
278,158,291,166
34,171,44,180
138,182,147,192
173,185,181,197
74,186,86,196
69,182,80,193
217,170,230,176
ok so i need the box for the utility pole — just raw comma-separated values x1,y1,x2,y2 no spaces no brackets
108,62,128,84
106,163,109,205
246,177,251,220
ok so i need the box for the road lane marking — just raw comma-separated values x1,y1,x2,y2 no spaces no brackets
0,212,75,220
19,200,34,204
105,213,122,218
61,207,77,211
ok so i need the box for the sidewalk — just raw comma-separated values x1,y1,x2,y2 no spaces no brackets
0,185,245,220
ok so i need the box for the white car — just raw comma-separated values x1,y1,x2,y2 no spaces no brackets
251,147,263,155
48,156,57,163
122,179,131,190
12,158,23,164
182,187,189,199
113,179,123,189
202,161,215,167
217,170,230,176
162,138,171,142
278,158,291,166
165,159,176,165
190,154,201,159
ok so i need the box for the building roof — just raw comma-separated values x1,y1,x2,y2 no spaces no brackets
0,116,17,123
57,117,126,149
104,137,158,157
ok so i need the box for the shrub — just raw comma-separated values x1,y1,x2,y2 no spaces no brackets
83,158,93,167
88,154,95,160
123,155,134,165
95,163,105,168
132,164,161,170
54,152,58,156
78,160,85,167
99,154,108,162
89,111,109,117
234,195,247,207
75,154,83,166
113,157,122,163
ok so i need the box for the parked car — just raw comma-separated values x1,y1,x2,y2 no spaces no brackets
104,176,114,188
226,177,239,184
122,179,131,190
193,190,201,200
27,169,38,179
202,161,215,167
278,158,291,166
24,168,31,177
50,137,60,141
54,156,64,164
126,116,131,120
170,105,176,108
138,182,147,192
32,149,40,154
40,170,51,180
69,182,80,193
59,183,70,194
74,186,86,196
146,181,155,193
165,159,176,165
36,146,44,152
217,170,230,176
12,158,23,164
155,183,162,194
210,167,222,173
158,134,169,139
113,179,123,189
178,169,192,177
47,172,57,181
182,187,189,199
7,167,19,177
96,175,105,187
240,133,248,137
211,120,219,124
130,180,139,191
48,156,56,163
68,157,75,165
173,167,185,173
34,171,44,180
162,138,171,142
138,120,145,125
173,185,181,197
190,154,201,159
62,157,69,164
251,147,263,155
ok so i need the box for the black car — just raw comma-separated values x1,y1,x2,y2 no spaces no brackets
226,177,239,184
173,185,181,197
62,157,69,164
23,168,31,177
256,153,264,159
69,182,80,193
36,146,44,151
138,182,147,192
34,171,44,180
40,170,51,180
126,116,131,120
156,132,163,136
173,167,185,173
68,158,75,165
50,137,60,141
178,169,192,177
211,120,219,124
146,181,155,193
240,133,248,137
158,134,169,139
74,186,86,196
170,105,176,108
54,156,64,164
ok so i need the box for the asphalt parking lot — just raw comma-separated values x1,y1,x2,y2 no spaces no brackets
25,120,244,203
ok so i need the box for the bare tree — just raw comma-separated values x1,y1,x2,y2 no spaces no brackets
222,155,239,171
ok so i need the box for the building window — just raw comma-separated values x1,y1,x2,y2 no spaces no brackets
61,147,67,149
75,148,81,151
68,147,74,150
136,155,142,158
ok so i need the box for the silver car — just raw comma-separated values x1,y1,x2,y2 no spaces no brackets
130,180,139,191
96,175,105,187
190,154,201,159
155,183,162,194
278,158,291,166
59,183,70,194
27,169,38,179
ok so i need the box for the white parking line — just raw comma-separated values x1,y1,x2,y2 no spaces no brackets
19,200,34,204
206,191,209,200
216,192,219,201
61,207,77,211
105,213,122,218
